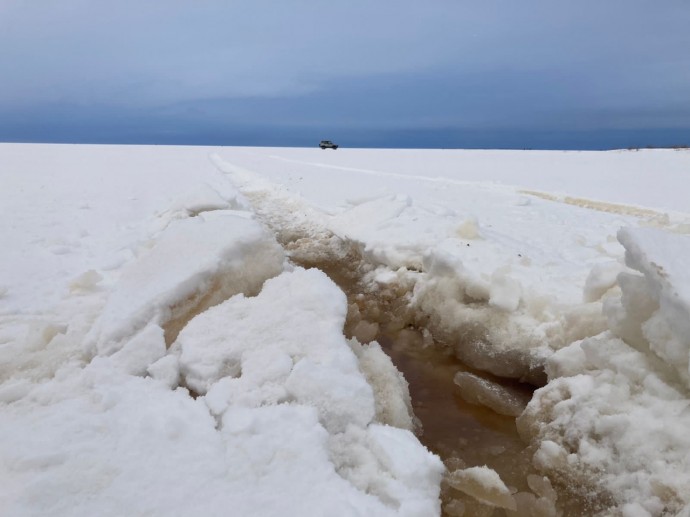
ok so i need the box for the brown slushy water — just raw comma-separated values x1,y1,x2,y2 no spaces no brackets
377,328,536,516
283,244,595,515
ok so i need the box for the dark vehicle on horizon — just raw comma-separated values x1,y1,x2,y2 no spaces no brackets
319,140,339,150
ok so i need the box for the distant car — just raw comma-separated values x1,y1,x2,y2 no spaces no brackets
319,140,339,150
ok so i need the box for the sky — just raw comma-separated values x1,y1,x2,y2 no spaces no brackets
1,0,689,149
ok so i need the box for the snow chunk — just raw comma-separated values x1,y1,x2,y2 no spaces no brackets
412,246,552,384
446,466,517,510
146,354,180,389
489,269,522,312
507,475,558,517
616,227,690,388
286,356,374,432
350,339,417,430
109,323,166,376
604,271,658,353
329,424,444,516
176,268,375,432
366,424,445,514
88,213,284,355
583,260,625,302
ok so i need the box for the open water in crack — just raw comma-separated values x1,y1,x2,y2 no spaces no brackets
244,194,598,514
367,324,597,516
376,327,535,516
380,330,530,473
311,259,594,516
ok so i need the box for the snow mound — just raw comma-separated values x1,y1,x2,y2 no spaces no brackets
87,213,285,355
519,227,690,515
0,362,426,517
173,266,443,513
176,267,373,431
1,261,443,517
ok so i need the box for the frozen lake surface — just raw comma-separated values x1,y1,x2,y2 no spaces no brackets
2,144,690,516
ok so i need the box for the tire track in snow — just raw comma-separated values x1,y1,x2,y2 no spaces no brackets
266,154,514,192
268,154,690,228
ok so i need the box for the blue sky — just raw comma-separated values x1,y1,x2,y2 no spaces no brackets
1,1,689,149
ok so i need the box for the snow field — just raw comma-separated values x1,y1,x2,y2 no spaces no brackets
3,144,690,515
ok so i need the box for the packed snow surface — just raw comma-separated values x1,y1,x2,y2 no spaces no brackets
2,143,690,515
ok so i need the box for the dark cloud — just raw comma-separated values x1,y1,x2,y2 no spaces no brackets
1,1,689,147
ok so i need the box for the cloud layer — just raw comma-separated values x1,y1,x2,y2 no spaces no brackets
1,1,689,146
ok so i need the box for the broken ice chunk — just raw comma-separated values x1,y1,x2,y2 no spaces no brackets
507,492,558,517
453,371,532,417
583,261,624,302
447,466,517,510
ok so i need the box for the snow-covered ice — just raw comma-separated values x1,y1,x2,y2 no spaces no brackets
2,143,690,515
